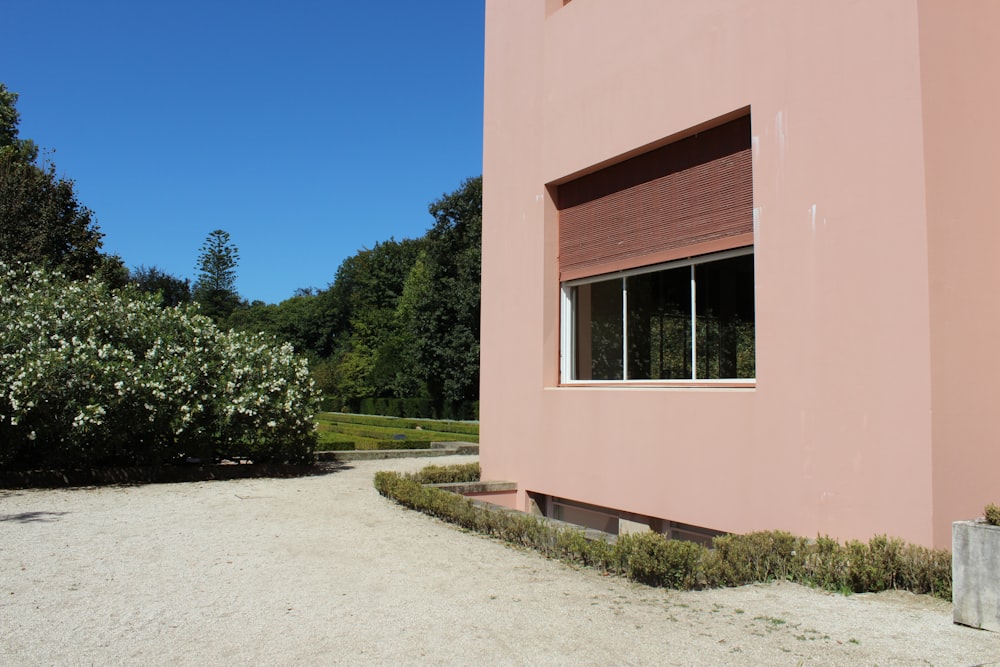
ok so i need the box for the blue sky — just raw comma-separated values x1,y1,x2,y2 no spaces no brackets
2,1,485,304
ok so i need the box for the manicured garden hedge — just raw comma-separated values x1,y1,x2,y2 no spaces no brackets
375,465,952,600
323,412,477,437
356,397,478,421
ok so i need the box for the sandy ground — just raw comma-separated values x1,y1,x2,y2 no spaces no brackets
1,455,998,666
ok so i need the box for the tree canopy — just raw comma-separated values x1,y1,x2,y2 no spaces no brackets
0,80,483,420
0,84,20,148
222,177,483,418
193,229,241,321
0,83,105,279
130,265,192,308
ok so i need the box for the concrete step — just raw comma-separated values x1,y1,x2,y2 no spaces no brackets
431,441,479,455
316,444,477,462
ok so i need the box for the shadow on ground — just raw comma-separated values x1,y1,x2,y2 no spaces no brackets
0,460,353,490
0,511,69,523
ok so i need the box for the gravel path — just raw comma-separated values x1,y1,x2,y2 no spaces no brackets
2,456,998,666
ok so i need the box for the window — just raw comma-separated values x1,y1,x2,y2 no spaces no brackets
556,112,754,384
561,247,754,382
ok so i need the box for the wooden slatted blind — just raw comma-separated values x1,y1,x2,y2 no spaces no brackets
557,115,753,281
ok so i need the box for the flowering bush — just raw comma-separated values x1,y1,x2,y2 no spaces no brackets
0,262,318,469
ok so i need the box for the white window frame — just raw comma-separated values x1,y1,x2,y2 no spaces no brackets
559,246,755,385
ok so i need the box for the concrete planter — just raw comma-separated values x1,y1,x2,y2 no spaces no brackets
953,520,1000,631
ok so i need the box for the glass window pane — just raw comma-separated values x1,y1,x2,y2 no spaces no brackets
695,254,755,379
573,278,623,380
626,266,692,379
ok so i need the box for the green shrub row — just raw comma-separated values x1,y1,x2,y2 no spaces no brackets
317,411,479,437
319,441,355,451
315,432,434,452
374,467,952,600
316,431,355,451
355,440,432,451
317,422,466,443
357,397,479,421
407,462,481,484
358,397,435,419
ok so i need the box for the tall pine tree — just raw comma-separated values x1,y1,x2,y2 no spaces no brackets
193,229,241,321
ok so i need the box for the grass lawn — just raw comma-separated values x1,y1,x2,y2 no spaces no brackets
315,412,478,450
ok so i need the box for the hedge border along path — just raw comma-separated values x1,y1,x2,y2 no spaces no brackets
374,466,953,600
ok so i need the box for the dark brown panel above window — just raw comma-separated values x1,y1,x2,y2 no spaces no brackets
557,115,753,281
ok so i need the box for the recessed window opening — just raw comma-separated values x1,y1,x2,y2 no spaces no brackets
562,247,754,382
555,112,754,385
551,498,619,534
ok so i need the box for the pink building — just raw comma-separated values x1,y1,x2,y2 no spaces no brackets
479,0,1000,549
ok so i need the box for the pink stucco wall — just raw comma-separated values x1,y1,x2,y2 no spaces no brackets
481,0,1000,549
918,0,1000,548
467,491,520,511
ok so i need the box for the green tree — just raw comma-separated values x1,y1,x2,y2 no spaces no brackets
409,176,482,414
0,84,20,148
0,84,104,279
193,229,241,321
376,253,431,398
130,265,192,307
324,238,427,406
226,293,326,357
94,254,130,290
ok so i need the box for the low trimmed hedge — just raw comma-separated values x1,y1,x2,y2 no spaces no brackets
356,398,479,421
317,440,354,451
318,422,469,443
320,438,431,451
363,440,432,451
374,466,952,600
317,412,479,437
408,462,481,484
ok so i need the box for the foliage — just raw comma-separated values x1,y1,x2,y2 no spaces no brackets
193,229,241,321
356,396,478,421
619,531,702,588
0,84,18,148
702,531,807,587
0,149,105,278
94,254,131,290
219,176,483,417
354,439,431,451
313,412,476,451
356,396,436,419
375,465,954,600
130,265,192,308
986,503,1000,526
407,176,482,410
315,411,478,438
225,291,338,366
316,436,354,451
0,83,105,279
0,262,318,469
325,238,428,405
317,421,461,449
317,421,470,443
407,462,480,484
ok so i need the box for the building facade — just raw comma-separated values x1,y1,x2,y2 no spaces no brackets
480,0,1000,549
